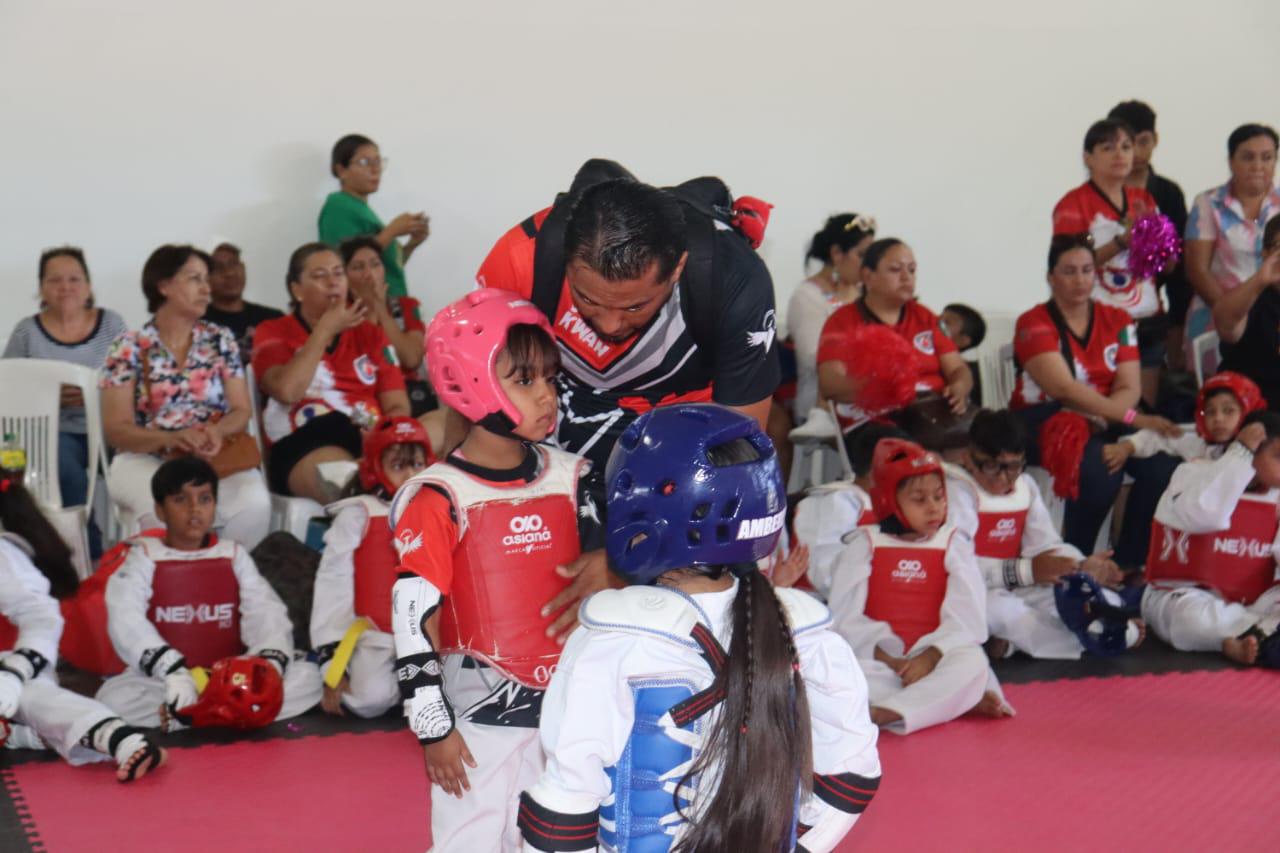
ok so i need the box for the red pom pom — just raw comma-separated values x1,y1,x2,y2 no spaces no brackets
840,325,920,416
1128,213,1182,280
1039,411,1091,500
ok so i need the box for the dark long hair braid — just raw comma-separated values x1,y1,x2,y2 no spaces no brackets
0,477,78,599
673,571,812,852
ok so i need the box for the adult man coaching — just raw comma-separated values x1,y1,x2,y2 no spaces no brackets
473,160,782,637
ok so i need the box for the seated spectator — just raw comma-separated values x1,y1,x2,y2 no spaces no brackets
817,238,972,433
1215,216,1280,407
96,457,321,730
100,245,270,548
318,134,428,299
203,242,282,363
1107,100,1190,369
1189,124,1280,363
3,247,126,555
788,213,876,419
252,243,410,503
1052,118,1163,407
1009,234,1181,568
339,237,430,413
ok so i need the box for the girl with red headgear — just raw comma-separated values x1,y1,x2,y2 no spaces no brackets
387,289,603,852
828,439,1007,734
1102,371,1267,472
311,416,435,718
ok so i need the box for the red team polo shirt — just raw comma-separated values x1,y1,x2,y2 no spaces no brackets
1009,302,1138,409
252,313,405,443
1052,182,1160,319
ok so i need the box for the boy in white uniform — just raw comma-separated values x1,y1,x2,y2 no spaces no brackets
97,457,321,728
1141,411,1280,666
948,410,1141,659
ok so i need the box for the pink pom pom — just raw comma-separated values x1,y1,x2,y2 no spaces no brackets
1127,213,1182,280
840,325,919,415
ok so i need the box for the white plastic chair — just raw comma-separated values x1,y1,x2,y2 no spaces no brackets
0,359,110,577
1191,331,1220,387
244,365,324,541
787,405,843,492
980,343,1017,410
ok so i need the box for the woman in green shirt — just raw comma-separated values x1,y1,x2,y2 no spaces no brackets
318,134,428,298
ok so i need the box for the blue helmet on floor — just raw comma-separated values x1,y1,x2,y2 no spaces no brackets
605,404,786,584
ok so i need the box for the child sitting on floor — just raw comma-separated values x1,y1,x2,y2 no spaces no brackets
312,416,434,718
792,422,909,597
948,409,1143,659
97,457,321,730
1102,371,1265,472
0,458,166,781
1141,412,1280,667
829,438,1001,733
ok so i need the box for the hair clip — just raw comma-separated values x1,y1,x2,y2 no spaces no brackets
844,214,877,233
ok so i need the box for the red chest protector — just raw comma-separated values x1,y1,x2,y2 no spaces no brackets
1146,490,1280,605
948,466,1031,560
864,525,952,650
350,502,398,633
141,538,244,668
0,616,15,652
394,447,588,688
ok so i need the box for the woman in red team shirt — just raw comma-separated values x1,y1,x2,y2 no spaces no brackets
816,238,972,433
253,244,410,503
1010,234,1181,568
1052,118,1163,407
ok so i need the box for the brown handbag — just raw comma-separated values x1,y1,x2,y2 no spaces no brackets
141,337,262,478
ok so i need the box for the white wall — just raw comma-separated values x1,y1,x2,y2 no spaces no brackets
3,0,1277,342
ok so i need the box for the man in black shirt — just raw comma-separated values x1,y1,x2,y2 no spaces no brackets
204,243,283,362
1109,101,1190,368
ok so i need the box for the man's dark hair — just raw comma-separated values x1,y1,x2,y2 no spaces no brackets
1228,123,1279,159
969,409,1028,458
339,236,384,266
564,180,688,283
944,303,987,350
212,242,241,258
1083,118,1132,152
1264,216,1280,253
1108,100,1156,135
1048,233,1095,272
331,133,376,178
151,456,219,504
844,422,910,479
141,245,213,313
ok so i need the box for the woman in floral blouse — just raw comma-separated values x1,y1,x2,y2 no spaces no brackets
100,245,271,547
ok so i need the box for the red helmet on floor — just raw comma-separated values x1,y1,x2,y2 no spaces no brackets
359,417,435,495
1196,371,1265,441
426,289,554,429
871,438,944,526
177,656,284,730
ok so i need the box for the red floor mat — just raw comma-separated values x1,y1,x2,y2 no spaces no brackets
849,668,1280,852
4,669,1277,852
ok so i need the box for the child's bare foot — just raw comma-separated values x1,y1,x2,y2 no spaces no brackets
984,637,1011,661
1131,619,1146,649
117,744,167,783
969,690,1015,719
1223,634,1260,666
869,706,902,728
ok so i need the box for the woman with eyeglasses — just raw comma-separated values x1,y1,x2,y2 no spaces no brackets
318,134,428,299
252,244,410,504
787,213,875,421
1009,233,1181,568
